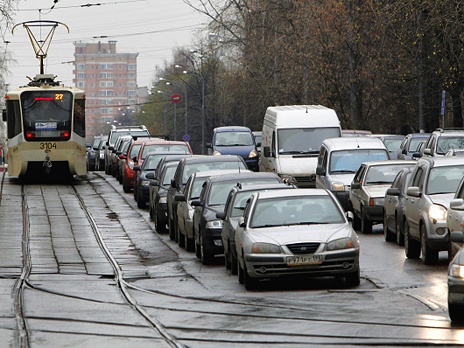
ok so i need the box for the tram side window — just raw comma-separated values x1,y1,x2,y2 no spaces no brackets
6,100,21,139
73,99,85,137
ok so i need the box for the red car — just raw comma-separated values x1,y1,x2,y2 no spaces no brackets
122,138,151,193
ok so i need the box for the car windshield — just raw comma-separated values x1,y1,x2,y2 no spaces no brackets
436,136,464,155
427,165,464,195
250,195,345,228
408,138,426,152
141,144,190,159
190,178,208,200
208,178,280,206
365,164,411,185
110,130,148,145
329,149,389,174
142,154,166,170
278,127,340,154
214,131,254,146
383,139,403,153
161,166,177,186
182,160,247,184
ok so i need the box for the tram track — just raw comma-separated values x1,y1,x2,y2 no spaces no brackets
0,172,460,346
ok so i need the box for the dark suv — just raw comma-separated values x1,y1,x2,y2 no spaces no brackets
206,126,259,171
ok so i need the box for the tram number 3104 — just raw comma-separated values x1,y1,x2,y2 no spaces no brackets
39,142,57,151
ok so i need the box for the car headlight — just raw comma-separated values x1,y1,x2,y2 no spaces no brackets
206,220,223,228
280,174,294,185
141,180,150,187
99,153,105,159
159,197,167,204
251,242,281,253
248,149,258,158
128,161,135,169
213,150,222,156
428,204,447,221
331,182,345,192
449,264,464,278
325,237,356,251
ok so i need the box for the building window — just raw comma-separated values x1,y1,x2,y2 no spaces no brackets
78,81,85,88
128,64,136,70
77,64,85,70
128,73,136,79
127,81,136,88
77,72,86,79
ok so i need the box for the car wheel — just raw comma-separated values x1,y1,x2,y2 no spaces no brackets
449,302,464,322
136,194,146,209
178,228,185,248
361,207,372,234
396,214,404,246
243,261,259,290
421,224,438,265
200,231,213,265
123,184,131,193
383,214,395,242
352,210,361,231
238,259,244,284
404,220,420,259
224,243,231,270
345,268,360,287
168,215,176,240
195,229,201,258
185,230,194,252
155,211,167,233
230,251,238,275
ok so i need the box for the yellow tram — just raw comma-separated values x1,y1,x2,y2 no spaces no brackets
3,75,86,177
2,20,86,178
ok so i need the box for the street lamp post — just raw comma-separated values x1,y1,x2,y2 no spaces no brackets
182,69,205,153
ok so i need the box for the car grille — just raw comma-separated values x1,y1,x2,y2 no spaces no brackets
293,175,316,188
287,242,320,254
252,260,356,275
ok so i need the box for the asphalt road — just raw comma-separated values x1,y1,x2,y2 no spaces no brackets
0,171,462,347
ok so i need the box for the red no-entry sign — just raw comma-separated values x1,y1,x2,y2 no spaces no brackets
171,93,181,103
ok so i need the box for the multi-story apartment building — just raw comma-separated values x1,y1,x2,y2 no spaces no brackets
73,40,139,139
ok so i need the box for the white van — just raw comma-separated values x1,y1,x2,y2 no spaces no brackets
259,105,341,187
315,137,390,211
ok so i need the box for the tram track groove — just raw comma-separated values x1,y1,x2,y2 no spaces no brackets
72,184,185,348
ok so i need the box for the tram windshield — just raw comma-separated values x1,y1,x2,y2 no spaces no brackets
21,90,73,141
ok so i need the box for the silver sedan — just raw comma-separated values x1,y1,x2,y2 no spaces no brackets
235,189,360,290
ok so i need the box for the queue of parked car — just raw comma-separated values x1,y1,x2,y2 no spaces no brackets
85,117,464,322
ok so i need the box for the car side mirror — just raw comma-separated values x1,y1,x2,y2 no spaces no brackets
316,166,326,176
239,216,246,227
146,172,155,179
216,211,225,219
450,198,464,211
175,193,186,202
451,231,464,244
191,200,202,207
386,187,399,196
263,146,274,158
345,211,354,221
170,179,176,188
351,182,361,190
406,186,421,198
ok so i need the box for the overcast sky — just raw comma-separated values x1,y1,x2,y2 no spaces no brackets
5,0,207,90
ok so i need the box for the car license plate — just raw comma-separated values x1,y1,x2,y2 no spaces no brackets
287,255,323,266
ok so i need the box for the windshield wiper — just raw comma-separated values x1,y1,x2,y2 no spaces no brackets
330,170,356,174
